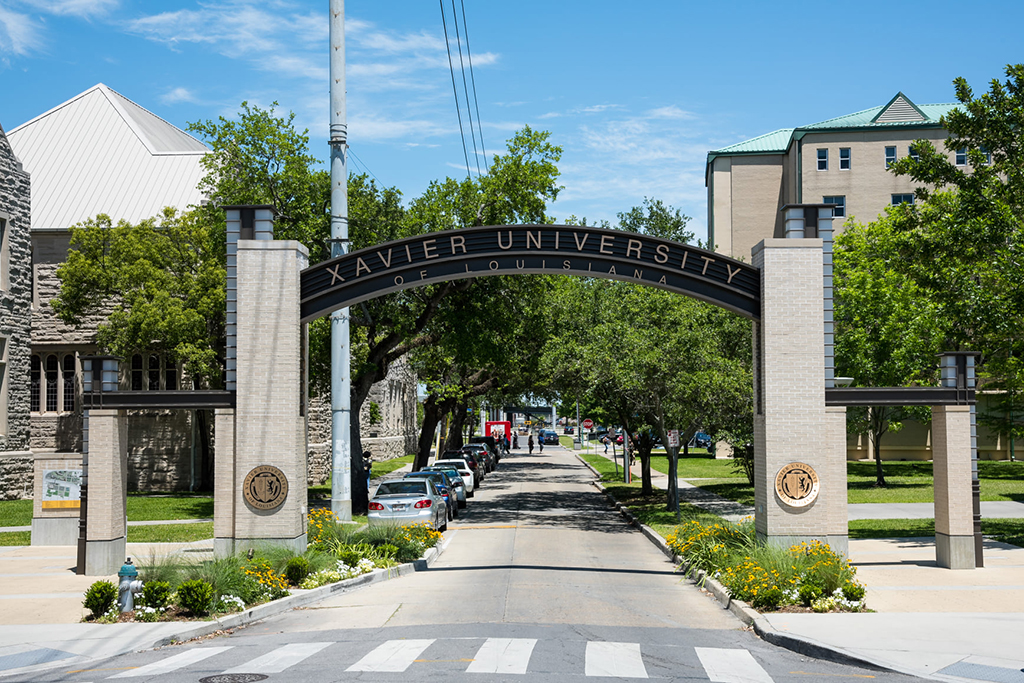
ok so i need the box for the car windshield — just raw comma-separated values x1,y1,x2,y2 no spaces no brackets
406,472,447,487
374,481,427,496
433,460,467,470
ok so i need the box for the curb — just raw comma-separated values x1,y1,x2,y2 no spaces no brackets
573,452,895,675
149,541,447,647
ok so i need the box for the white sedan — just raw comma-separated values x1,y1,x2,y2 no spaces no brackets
432,458,476,498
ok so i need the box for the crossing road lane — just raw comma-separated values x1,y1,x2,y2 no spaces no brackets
221,641,332,674
345,638,434,672
106,647,232,678
464,637,537,674
696,647,775,683
584,641,649,678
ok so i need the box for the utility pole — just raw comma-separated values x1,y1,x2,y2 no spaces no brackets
329,0,352,520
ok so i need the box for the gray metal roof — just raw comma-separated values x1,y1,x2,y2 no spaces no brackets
7,84,208,230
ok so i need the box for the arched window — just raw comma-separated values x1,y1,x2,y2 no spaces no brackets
62,355,75,412
148,355,160,391
131,354,143,391
165,358,177,391
30,355,40,412
45,354,58,412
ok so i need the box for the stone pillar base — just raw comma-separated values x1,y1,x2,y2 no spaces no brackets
84,537,126,576
31,517,79,546
936,532,975,569
230,534,308,556
757,532,849,558
214,537,236,559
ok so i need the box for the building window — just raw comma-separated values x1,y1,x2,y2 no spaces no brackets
981,146,992,164
148,355,160,391
0,215,8,292
30,355,40,412
823,196,846,218
908,145,920,162
0,337,7,437
817,148,828,171
892,194,915,205
45,354,59,412
839,148,851,170
131,354,144,391
62,355,76,412
885,146,897,168
166,359,178,391
956,147,967,165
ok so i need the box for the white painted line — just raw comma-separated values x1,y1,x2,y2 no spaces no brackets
466,638,537,674
695,647,774,683
222,642,333,674
345,639,434,672
585,642,648,678
108,647,233,678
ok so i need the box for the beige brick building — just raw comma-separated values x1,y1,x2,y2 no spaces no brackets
707,92,1014,462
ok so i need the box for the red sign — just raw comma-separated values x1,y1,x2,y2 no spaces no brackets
582,418,594,430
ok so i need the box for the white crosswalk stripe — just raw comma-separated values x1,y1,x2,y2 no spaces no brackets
221,642,333,674
345,639,435,672
466,637,537,674
585,641,648,678
695,647,774,683
108,647,233,678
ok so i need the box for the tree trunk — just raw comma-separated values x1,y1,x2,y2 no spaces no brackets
415,397,442,471
871,406,888,487
350,417,368,515
446,404,468,451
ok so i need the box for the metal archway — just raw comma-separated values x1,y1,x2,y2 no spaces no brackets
300,224,760,322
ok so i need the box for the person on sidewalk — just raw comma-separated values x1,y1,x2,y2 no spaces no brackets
538,433,544,453
602,435,609,454
513,433,519,450
528,434,534,454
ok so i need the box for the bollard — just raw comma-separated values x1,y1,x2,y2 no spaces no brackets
117,558,144,612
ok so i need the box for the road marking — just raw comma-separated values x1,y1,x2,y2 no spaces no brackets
346,639,434,672
107,647,232,678
221,642,332,674
585,642,648,678
466,638,537,674
695,647,774,683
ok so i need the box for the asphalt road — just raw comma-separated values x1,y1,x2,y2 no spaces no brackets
26,444,924,682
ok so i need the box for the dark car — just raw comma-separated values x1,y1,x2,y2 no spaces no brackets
403,471,458,520
690,431,712,449
463,443,495,472
444,449,483,486
540,429,559,445
470,435,503,463
423,466,467,508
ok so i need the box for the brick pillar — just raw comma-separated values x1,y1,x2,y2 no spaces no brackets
933,404,974,569
752,238,838,549
824,406,849,555
82,409,127,575
213,408,236,558
233,240,309,553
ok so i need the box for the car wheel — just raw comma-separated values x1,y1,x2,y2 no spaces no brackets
453,503,459,519
467,489,474,498
447,504,453,521
458,499,467,509
439,515,448,532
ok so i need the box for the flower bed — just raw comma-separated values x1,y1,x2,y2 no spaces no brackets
666,518,866,613
82,512,443,623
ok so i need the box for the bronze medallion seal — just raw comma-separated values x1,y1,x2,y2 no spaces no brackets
243,465,289,510
774,462,820,508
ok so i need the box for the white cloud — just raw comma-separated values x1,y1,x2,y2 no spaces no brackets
160,86,198,105
0,6,43,56
21,0,118,18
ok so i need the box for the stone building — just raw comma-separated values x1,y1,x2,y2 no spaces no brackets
1,84,420,498
0,123,33,499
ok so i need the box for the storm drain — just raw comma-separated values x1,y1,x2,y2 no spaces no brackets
199,675,268,683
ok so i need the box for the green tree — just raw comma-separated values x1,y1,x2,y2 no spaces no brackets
834,219,943,486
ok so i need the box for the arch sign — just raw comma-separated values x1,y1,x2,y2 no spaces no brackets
300,224,760,323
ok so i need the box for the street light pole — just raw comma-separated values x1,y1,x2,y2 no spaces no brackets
329,0,352,520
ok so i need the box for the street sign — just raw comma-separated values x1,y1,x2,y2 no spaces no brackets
582,418,594,430
667,429,680,448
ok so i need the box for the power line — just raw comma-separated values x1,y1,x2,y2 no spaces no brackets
450,0,481,176
348,147,382,186
439,0,472,179
459,0,488,172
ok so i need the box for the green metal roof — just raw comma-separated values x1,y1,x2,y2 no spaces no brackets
710,128,795,155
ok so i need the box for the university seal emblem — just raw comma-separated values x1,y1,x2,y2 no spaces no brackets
774,462,820,508
243,465,289,510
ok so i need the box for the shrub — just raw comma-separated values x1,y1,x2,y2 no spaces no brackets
666,519,749,575
750,586,784,611
798,583,822,607
791,540,856,595
176,579,214,616
842,581,866,602
338,548,363,567
285,556,310,585
243,557,289,601
140,581,172,610
83,580,118,618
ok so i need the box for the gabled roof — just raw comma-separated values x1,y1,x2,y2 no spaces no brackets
710,128,795,155
7,84,208,230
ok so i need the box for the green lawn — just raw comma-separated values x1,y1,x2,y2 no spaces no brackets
847,461,1024,504
0,494,215,528
849,518,1024,548
0,500,31,527
0,531,30,546
127,522,214,543
648,454,743,480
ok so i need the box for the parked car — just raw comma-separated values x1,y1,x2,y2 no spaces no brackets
423,466,467,508
470,435,503,462
463,443,495,473
434,455,481,490
563,426,575,434
690,431,712,449
368,478,447,532
540,429,559,445
403,471,459,520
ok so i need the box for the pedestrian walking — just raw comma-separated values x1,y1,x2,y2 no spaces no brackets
513,433,519,450
528,434,534,454
602,435,609,454
538,433,544,453
362,450,373,490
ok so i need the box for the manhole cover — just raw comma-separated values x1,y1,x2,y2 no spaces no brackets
199,675,268,683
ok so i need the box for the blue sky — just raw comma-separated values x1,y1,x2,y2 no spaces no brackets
1,0,1022,242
